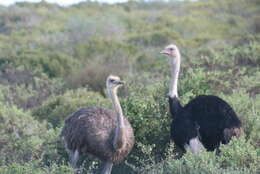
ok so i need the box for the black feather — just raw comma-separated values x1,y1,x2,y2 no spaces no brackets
170,95,243,151
168,96,182,119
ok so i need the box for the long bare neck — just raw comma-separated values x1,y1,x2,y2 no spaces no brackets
169,52,181,98
109,87,125,150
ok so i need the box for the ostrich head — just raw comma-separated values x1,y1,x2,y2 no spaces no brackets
160,44,181,98
106,75,125,95
160,44,180,58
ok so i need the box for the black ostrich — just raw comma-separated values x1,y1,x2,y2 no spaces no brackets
160,44,244,153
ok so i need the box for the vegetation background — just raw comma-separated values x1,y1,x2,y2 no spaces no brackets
0,0,259,173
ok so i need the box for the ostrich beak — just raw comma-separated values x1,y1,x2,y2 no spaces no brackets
117,80,125,85
160,49,170,55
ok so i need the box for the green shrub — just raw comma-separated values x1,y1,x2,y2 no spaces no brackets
32,88,110,127
0,104,47,164
218,137,259,171
127,29,180,47
229,41,260,67
0,0,259,173
69,39,136,93
115,81,171,172
0,77,64,110
0,49,79,79
0,161,74,174
220,91,260,147
144,137,259,174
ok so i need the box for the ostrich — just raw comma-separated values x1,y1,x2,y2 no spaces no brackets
160,44,243,153
61,75,135,174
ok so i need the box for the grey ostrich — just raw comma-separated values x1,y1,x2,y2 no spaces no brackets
61,75,135,174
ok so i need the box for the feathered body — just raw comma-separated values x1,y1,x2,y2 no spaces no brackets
61,106,134,163
61,75,134,174
169,95,243,151
161,44,243,153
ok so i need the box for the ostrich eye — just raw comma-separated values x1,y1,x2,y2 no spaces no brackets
110,79,115,83
169,48,174,51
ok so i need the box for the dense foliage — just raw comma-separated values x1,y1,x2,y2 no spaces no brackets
0,0,259,173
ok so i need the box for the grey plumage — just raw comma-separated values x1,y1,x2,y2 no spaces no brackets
61,107,134,163
61,75,135,174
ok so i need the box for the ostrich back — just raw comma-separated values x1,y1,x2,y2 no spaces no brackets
184,95,243,150
61,107,135,163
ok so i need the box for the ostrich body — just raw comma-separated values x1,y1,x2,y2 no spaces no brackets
160,44,243,153
61,75,135,174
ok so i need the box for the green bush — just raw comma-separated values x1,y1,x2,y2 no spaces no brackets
220,91,260,146
32,88,110,127
144,138,259,174
69,39,136,93
218,137,259,171
127,29,180,47
0,104,47,164
0,0,259,173
0,48,79,79
0,161,73,174
0,77,64,110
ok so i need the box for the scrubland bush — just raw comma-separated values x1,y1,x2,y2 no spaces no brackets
68,39,137,93
0,49,79,78
127,29,180,47
0,104,47,164
65,14,125,44
0,0,259,173
218,137,259,171
0,162,73,174
0,76,64,109
143,137,259,174
33,88,110,127
220,91,260,146
121,82,170,161
0,6,41,34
